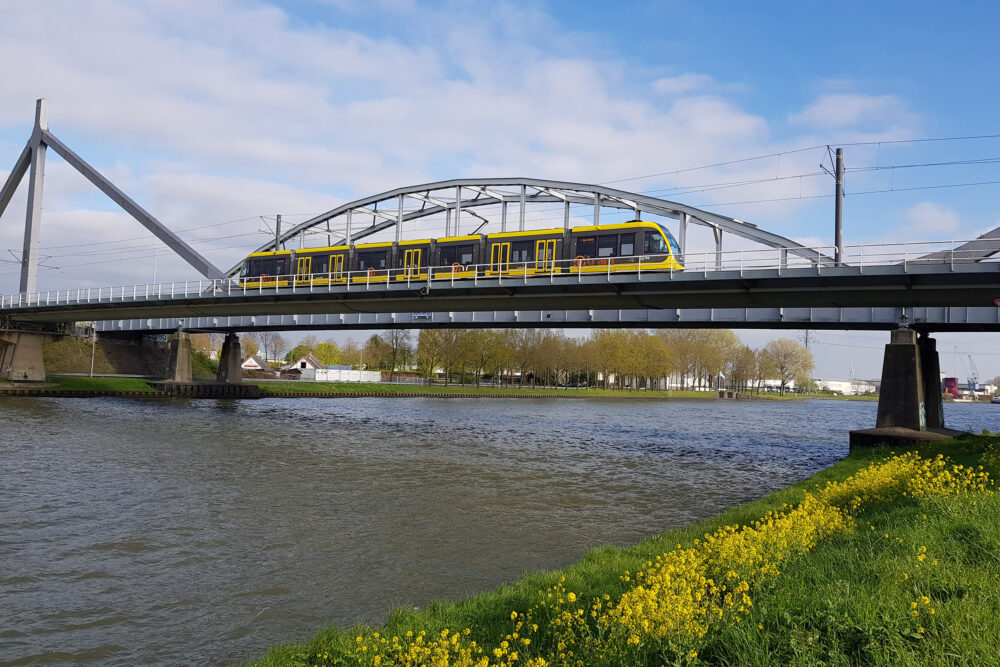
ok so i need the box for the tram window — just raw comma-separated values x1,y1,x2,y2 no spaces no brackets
644,232,669,254
357,250,387,270
314,256,329,273
577,236,596,257
620,233,635,256
511,241,532,263
598,234,617,257
273,257,288,275
440,244,475,266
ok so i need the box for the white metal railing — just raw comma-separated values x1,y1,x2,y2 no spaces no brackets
1,238,996,310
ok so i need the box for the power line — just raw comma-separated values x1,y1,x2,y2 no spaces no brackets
600,133,1000,186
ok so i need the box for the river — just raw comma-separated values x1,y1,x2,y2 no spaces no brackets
0,396,994,665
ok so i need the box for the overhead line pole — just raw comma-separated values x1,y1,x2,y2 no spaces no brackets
835,148,844,266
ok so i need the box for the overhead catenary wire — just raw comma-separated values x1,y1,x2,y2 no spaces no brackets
7,132,1000,271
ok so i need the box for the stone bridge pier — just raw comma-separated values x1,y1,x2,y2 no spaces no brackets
850,329,963,448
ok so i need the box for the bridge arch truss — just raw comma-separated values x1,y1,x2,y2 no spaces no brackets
229,177,835,276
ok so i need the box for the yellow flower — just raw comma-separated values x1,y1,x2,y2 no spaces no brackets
567,592,577,602
510,611,518,621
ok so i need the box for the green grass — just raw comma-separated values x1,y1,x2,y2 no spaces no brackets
47,375,157,392
248,435,1000,666
252,381,724,398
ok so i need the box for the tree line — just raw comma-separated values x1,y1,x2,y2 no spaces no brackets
234,328,815,394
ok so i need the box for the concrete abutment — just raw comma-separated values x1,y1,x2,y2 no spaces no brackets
0,331,54,382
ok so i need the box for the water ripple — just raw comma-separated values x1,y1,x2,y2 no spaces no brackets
0,396,992,664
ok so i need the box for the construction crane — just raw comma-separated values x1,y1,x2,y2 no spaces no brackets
968,355,980,395
954,347,980,396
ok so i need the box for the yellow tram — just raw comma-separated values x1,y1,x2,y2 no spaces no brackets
238,220,683,287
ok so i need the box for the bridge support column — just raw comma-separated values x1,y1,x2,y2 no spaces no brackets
850,329,963,448
165,331,192,383
875,329,925,430
918,332,944,429
0,331,52,382
215,332,243,384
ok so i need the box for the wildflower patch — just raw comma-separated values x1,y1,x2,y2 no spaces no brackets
292,450,994,667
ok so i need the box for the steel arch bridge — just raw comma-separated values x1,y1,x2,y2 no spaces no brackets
233,177,835,277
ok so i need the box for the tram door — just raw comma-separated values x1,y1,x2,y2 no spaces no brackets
296,256,312,284
403,248,422,278
329,254,344,281
535,239,556,271
490,242,511,273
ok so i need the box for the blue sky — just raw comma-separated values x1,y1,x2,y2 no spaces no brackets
0,0,998,380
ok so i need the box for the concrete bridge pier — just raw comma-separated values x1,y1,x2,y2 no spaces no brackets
918,332,944,430
0,331,53,382
164,331,192,383
850,329,964,448
215,332,243,384
874,328,927,430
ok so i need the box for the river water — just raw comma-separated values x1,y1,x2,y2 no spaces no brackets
0,396,994,665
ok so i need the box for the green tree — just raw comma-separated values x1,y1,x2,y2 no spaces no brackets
341,339,361,369
313,340,341,365
240,335,259,358
364,334,392,370
417,330,446,380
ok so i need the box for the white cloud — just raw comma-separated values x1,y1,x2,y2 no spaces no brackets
0,1,933,293
904,201,961,235
788,93,917,130
652,73,714,96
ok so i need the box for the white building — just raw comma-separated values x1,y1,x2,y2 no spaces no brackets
241,355,272,372
815,378,877,395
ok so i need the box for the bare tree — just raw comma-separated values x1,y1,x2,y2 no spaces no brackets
385,329,412,380
763,338,814,395
341,339,361,369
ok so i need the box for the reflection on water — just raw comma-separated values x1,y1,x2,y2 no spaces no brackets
0,396,992,664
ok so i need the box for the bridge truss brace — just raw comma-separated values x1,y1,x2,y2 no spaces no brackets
230,177,838,277
0,99,224,293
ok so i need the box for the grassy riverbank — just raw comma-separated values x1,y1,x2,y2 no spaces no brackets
35,375,881,402
251,381,721,398
250,434,999,666
47,375,158,392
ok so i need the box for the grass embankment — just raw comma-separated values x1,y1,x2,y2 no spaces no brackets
252,381,726,399
251,435,1000,667
46,375,157,392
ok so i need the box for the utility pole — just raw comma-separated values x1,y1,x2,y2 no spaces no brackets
834,148,844,265
274,214,281,251
89,329,97,377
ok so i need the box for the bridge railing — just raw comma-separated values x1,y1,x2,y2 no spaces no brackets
0,238,995,310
